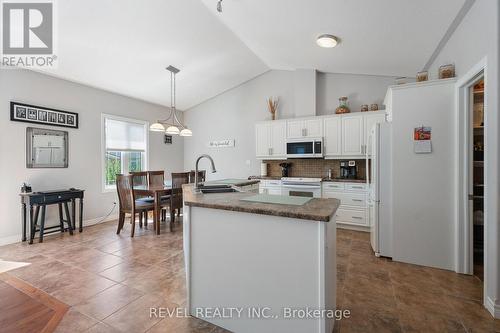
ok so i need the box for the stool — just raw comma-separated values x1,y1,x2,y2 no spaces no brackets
31,201,74,243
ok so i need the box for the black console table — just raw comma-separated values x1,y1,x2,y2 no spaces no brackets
20,189,84,244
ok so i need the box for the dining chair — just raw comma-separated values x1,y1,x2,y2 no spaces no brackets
115,174,154,237
170,172,190,231
189,170,206,184
147,170,170,222
130,171,151,227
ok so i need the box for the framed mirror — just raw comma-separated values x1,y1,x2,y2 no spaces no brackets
26,127,68,168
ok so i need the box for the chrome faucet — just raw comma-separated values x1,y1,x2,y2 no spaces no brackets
195,154,217,192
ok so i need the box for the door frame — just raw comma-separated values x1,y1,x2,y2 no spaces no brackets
455,57,487,288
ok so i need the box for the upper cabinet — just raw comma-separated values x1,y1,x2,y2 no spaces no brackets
255,121,286,159
256,111,386,159
287,118,323,139
341,115,364,156
324,116,342,157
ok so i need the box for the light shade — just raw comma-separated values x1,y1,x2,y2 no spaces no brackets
149,122,165,132
180,128,193,137
165,125,180,135
316,34,338,48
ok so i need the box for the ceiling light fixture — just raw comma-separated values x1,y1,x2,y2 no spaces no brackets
217,0,223,13
149,65,192,137
316,34,339,48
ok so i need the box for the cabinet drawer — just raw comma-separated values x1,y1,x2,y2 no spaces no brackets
345,183,367,191
323,182,345,191
260,180,282,186
336,208,366,226
322,191,366,207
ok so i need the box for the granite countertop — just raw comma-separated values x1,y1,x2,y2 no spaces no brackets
248,176,282,180
322,178,366,183
183,184,340,222
203,179,260,187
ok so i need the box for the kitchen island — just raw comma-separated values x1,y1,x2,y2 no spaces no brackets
182,184,340,333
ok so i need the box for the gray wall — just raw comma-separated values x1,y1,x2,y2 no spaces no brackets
0,69,184,245
316,72,396,115
183,70,395,180
428,0,499,316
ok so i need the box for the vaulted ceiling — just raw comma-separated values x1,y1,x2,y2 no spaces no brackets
38,0,466,109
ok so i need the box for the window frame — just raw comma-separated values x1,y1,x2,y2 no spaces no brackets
101,113,149,193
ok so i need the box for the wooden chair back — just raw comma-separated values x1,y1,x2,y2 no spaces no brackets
171,172,190,210
189,170,206,184
148,170,165,186
130,171,148,187
116,174,135,212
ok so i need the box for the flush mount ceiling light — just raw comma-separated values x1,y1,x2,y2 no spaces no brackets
316,34,339,48
150,65,193,137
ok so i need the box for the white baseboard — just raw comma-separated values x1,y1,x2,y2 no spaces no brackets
336,223,369,233
0,213,119,247
0,235,24,247
485,297,500,319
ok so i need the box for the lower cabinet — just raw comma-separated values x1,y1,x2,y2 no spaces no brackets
322,182,368,227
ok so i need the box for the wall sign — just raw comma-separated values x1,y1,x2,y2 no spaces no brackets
10,102,79,129
164,135,172,144
208,139,235,148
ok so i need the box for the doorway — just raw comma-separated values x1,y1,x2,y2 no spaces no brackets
455,57,488,298
470,78,484,281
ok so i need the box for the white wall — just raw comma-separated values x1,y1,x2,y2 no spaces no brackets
428,0,500,317
183,70,394,179
0,69,184,245
183,70,295,179
316,73,396,115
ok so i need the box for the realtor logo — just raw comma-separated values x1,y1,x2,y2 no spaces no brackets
1,0,57,68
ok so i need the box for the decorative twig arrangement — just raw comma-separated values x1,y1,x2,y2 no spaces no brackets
267,97,279,120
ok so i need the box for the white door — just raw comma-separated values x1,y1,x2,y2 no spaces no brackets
304,118,323,137
369,124,379,254
324,116,342,156
255,123,270,157
342,115,363,155
364,113,385,155
287,120,304,138
270,121,286,157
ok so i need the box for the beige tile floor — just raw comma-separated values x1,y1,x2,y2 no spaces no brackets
0,219,498,333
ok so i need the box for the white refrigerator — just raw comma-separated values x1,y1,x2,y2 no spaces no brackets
366,122,393,257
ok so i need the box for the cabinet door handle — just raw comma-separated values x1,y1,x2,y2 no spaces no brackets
270,147,273,155
268,148,271,155
352,216,363,219
352,199,363,202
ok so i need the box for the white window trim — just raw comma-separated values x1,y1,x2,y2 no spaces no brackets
101,113,150,193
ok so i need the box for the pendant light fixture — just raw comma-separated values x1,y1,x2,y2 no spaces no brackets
150,65,192,136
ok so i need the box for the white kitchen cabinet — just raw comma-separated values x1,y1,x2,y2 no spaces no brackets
259,179,282,195
255,121,286,159
323,116,342,157
363,112,386,155
322,182,368,229
287,118,323,138
341,115,364,156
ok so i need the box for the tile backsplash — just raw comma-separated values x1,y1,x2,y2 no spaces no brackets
263,159,366,179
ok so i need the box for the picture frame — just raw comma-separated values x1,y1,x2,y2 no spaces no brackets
164,134,172,144
11,102,79,129
26,127,69,168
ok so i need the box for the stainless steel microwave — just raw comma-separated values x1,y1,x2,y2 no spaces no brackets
286,138,323,158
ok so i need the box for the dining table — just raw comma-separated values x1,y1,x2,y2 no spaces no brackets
133,184,172,235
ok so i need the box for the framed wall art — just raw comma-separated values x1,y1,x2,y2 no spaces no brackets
26,127,69,168
11,102,79,129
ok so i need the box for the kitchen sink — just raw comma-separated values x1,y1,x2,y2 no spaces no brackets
198,185,238,194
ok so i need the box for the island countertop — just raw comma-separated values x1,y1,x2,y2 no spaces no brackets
183,184,340,222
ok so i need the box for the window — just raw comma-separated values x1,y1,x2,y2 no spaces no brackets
102,114,148,191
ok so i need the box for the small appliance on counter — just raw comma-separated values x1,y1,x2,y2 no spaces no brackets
340,160,357,179
279,162,292,177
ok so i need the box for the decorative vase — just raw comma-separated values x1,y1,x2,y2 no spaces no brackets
361,104,369,112
335,96,350,114
370,104,379,111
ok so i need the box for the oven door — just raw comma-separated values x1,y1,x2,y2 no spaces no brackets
282,184,322,198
